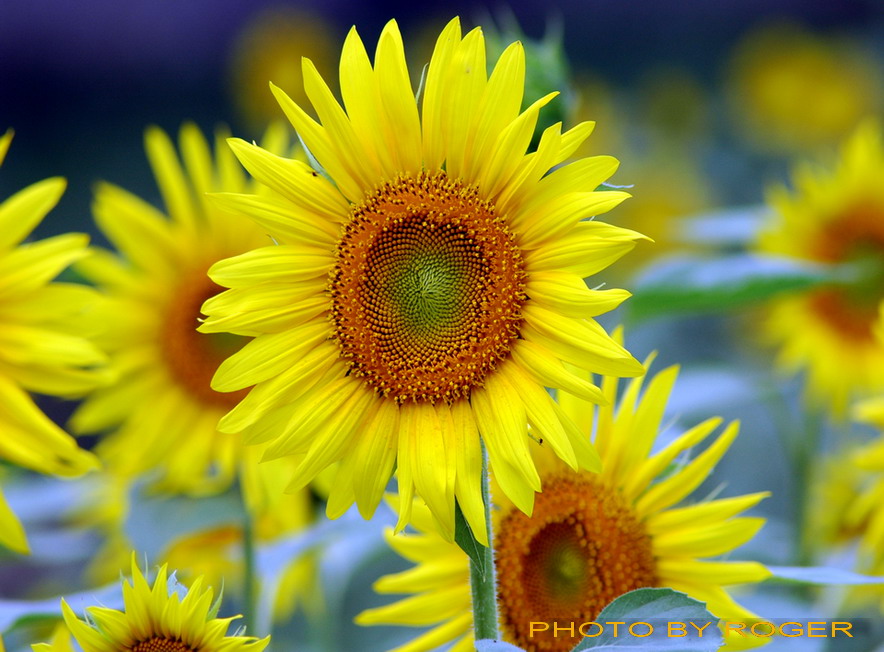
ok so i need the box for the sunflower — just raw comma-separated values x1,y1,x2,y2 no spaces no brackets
0,129,103,553
70,123,294,495
756,121,884,415
228,6,339,131
201,17,646,543
839,397,884,610
727,22,882,152
56,558,269,652
159,447,319,621
30,623,75,652
356,354,770,651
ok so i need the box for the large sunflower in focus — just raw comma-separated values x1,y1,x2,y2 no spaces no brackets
70,123,290,494
357,355,770,651
756,121,884,415
0,130,103,553
202,17,646,542
53,559,268,652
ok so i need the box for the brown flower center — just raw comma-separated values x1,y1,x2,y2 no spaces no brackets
805,201,884,341
160,271,249,408
131,637,196,652
495,475,657,652
329,172,527,403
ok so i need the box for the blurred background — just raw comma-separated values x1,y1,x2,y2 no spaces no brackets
2,0,882,241
3,1,884,650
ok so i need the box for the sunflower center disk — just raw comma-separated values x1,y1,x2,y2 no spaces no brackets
331,172,527,403
131,637,196,652
810,201,884,341
160,274,249,408
495,475,657,652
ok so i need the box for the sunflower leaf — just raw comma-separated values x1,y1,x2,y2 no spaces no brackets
767,565,884,585
454,500,486,578
570,587,721,650
627,254,852,322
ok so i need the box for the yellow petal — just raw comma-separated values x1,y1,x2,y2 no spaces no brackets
0,177,66,252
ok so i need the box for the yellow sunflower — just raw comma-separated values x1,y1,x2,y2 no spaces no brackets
841,397,884,611
228,6,339,131
357,355,770,651
0,129,104,553
727,22,882,152
159,447,319,621
31,623,75,652
55,558,269,652
756,120,884,415
70,122,293,495
201,17,646,543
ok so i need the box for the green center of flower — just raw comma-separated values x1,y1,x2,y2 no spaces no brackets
131,637,196,652
330,172,527,403
495,474,657,652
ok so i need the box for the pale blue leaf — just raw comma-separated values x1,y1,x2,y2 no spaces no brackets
768,566,884,585
676,205,769,246
0,582,122,634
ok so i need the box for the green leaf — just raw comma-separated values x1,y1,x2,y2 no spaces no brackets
627,254,848,322
767,565,884,585
570,587,722,651
454,500,487,580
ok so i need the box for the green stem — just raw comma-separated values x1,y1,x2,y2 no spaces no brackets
470,439,500,641
794,406,822,569
241,492,257,636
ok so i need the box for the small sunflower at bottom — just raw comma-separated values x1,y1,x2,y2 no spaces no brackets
357,355,770,651
33,558,269,652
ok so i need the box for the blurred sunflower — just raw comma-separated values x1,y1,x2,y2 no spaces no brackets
607,147,714,273
0,129,104,554
756,121,884,415
839,398,884,610
30,623,75,652
160,448,320,621
727,22,882,152
54,559,268,652
65,123,321,615
357,355,770,651
228,7,338,131
70,122,288,495
202,17,646,543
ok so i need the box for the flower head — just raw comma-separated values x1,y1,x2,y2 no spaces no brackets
357,355,769,651
58,558,269,652
727,22,882,152
756,121,884,414
70,123,293,495
0,129,104,553
202,17,646,541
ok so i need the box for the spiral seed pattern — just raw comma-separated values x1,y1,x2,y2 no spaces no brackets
330,172,527,403
496,474,657,651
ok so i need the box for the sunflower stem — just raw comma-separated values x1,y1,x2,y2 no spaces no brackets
469,438,500,642
241,492,258,637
